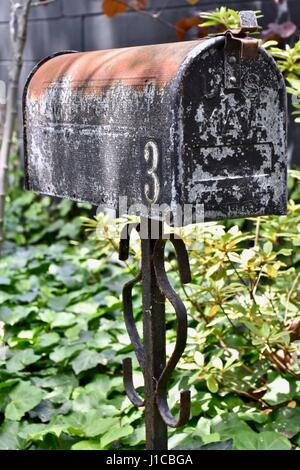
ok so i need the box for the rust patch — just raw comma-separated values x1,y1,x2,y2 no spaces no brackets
28,40,205,100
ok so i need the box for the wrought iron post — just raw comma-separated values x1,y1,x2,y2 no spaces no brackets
119,218,191,450
141,226,168,450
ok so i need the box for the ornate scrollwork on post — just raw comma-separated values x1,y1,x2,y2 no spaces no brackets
119,220,191,441
153,236,191,428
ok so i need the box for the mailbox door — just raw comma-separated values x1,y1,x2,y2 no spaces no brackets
179,38,287,221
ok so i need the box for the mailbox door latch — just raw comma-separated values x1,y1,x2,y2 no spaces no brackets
224,10,259,90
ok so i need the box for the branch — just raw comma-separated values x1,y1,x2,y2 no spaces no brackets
284,272,300,324
9,1,20,45
114,0,185,34
0,0,33,246
254,217,261,247
182,284,209,324
31,0,56,6
275,0,291,22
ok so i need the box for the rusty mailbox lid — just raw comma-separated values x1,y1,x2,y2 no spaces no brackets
23,22,287,225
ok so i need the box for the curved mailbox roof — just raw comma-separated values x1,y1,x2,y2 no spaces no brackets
27,40,207,99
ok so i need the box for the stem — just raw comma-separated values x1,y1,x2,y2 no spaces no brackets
252,267,262,296
264,346,300,379
31,0,56,5
108,236,139,278
254,217,261,247
182,284,209,324
225,253,261,312
0,0,32,247
219,303,241,333
284,272,300,324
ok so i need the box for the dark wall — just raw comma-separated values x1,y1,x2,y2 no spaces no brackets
0,0,299,163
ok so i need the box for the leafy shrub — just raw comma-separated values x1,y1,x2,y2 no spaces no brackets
0,158,299,450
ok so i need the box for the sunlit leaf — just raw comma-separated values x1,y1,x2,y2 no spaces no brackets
5,382,43,421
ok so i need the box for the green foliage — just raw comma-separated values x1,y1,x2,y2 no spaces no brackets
270,40,300,77
199,7,239,30
0,159,300,449
200,7,262,30
199,7,262,31
269,40,300,122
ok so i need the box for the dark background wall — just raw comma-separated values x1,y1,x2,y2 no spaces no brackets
0,0,299,163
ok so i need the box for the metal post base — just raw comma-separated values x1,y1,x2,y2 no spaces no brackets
119,218,191,450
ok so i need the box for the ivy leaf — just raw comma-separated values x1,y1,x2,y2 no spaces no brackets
174,437,208,450
211,413,253,443
0,292,13,304
83,414,119,437
234,431,261,450
72,440,102,450
234,431,291,450
51,312,77,328
5,382,44,421
238,409,269,424
0,421,23,450
264,376,296,405
29,399,71,423
18,423,64,442
100,424,134,448
0,276,11,286
36,332,60,348
0,305,37,326
68,301,99,316
263,408,300,438
71,350,103,375
200,440,233,450
50,343,84,363
58,220,81,239
6,349,41,372
47,295,69,312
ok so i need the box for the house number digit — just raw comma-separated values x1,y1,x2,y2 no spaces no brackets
144,140,160,203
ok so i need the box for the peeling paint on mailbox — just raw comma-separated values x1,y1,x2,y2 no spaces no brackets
23,36,287,224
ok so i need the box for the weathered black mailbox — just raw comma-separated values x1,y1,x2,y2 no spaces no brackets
23,11,287,450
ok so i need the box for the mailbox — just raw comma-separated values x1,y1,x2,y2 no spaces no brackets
23,18,287,224
22,13,289,448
